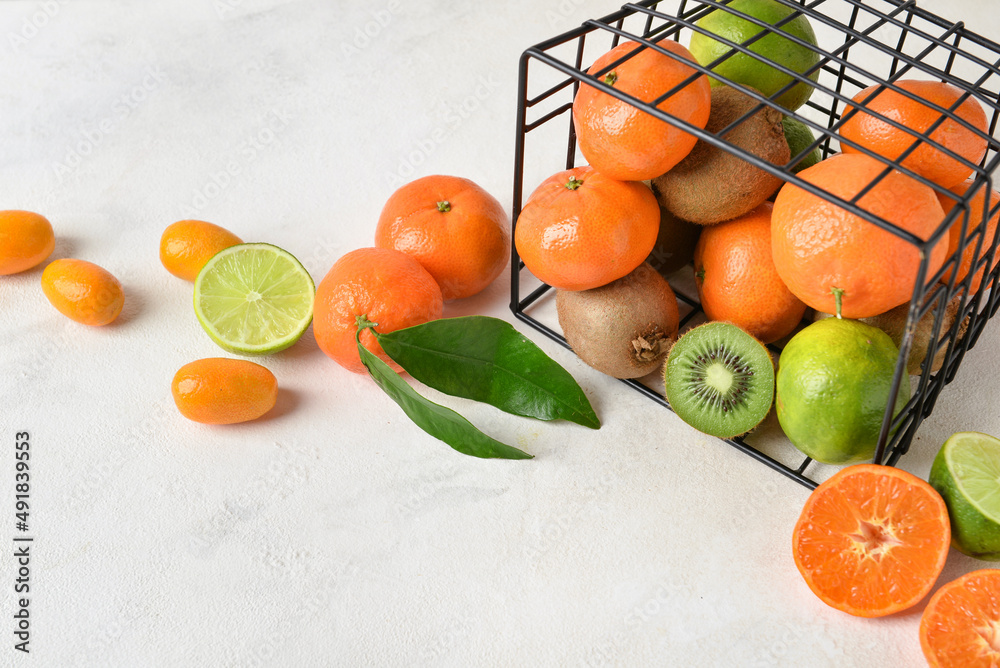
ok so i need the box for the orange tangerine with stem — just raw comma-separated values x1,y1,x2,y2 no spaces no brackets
514,166,659,291
772,153,949,318
313,247,444,375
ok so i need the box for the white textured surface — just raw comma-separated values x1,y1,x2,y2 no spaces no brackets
2,1,1000,666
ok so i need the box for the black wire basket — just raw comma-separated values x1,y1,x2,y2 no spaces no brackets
509,0,1000,489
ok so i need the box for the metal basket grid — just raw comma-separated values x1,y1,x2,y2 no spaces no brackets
510,0,1000,489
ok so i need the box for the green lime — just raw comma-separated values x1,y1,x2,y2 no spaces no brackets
689,0,821,111
929,432,1000,560
781,116,822,172
194,243,315,355
776,317,909,464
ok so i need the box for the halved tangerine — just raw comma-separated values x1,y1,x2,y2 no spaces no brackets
792,464,951,618
920,569,1000,667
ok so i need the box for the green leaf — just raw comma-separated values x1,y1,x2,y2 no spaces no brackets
356,321,532,461
374,316,600,430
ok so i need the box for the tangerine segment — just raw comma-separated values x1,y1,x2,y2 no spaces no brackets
572,40,711,181
792,464,951,618
313,247,443,375
841,80,988,189
0,210,55,275
41,258,124,326
771,152,948,319
172,358,277,425
160,220,243,282
920,569,1000,667
513,166,659,291
374,175,510,301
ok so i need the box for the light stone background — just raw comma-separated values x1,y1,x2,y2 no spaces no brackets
2,0,1000,666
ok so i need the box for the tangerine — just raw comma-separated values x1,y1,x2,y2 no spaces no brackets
41,258,124,326
920,569,1000,667
572,40,711,181
0,210,55,275
313,247,443,375
160,220,243,282
374,175,509,300
840,79,988,188
513,166,659,291
771,153,948,318
937,179,1000,294
172,358,277,424
693,202,806,344
792,464,951,618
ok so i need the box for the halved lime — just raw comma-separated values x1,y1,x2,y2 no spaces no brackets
929,432,1000,561
194,243,315,355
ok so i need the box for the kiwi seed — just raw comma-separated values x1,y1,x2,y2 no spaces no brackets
651,86,790,225
663,321,775,438
557,262,680,379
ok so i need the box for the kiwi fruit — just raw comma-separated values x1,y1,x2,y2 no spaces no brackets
557,262,680,379
663,321,775,438
651,86,790,225
814,294,969,375
646,205,701,276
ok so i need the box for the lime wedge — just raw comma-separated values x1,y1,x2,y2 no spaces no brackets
929,431,1000,560
194,243,315,355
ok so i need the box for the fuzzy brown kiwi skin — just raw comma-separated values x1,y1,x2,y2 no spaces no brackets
651,86,790,225
557,262,680,379
646,205,702,276
813,294,968,375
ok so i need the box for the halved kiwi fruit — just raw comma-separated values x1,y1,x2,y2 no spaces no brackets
663,322,775,438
